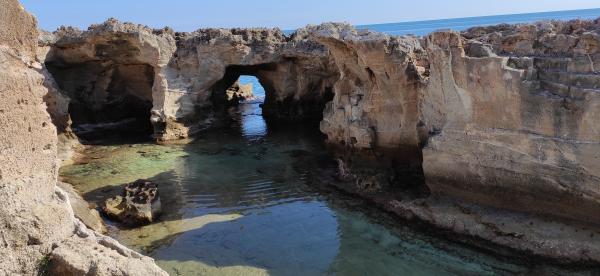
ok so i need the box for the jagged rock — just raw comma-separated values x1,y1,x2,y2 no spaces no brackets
57,182,107,233
422,22,600,224
103,179,161,226
311,23,429,159
49,219,167,276
43,23,338,141
0,0,76,273
0,2,167,274
225,80,254,104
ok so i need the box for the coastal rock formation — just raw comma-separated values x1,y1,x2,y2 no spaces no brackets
302,21,600,227
422,21,600,224
312,23,429,153
104,179,162,226
224,80,254,104
58,181,107,233
42,19,176,141
44,23,338,141
0,0,167,274
49,220,167,276
18,3,600,265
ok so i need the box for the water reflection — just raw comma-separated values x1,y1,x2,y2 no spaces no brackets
58,77,593,275
238,75,267,139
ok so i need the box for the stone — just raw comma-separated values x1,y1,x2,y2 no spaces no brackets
225,80,254,104
103,179,162,226
49,219,168,276
422,23,600,224
0,1,167,274
43,21,339,141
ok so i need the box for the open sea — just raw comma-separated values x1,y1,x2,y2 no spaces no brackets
285,8,600,36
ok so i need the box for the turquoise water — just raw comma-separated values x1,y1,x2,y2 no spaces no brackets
60,75,598,275
60,110,529,275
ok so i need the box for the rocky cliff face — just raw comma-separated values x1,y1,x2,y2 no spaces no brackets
27,9,600,265
0,1,167,274
44,23,338,141
422,20,600,224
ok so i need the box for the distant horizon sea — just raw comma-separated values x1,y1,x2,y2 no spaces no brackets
286,8,600,36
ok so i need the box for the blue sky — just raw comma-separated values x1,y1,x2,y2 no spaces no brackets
20,0,600,31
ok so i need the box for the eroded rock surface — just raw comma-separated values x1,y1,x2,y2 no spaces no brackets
224,80,254,104
29,8,600,265
0,1,167,274
103,179,162,226
49,220,167,276
422,20,600,224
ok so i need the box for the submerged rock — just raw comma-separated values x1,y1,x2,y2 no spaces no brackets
103,179,162,226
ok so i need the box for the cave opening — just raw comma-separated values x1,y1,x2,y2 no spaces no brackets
209,64,276,138
208,63,336,139
46,61,155,143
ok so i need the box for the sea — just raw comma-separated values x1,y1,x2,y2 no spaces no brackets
284,8,600,36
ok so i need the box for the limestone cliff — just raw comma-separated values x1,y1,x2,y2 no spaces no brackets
45,23,338,141
422,20,600,224
0,0,167,274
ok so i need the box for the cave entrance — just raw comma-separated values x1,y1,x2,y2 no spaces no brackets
46,61,155,143
236,75,267,138
210,64,276,139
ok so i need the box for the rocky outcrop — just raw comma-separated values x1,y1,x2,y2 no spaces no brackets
312,24,429,153
49,220,167,276
103,179,162,226
224,80,254,104
422,20,600,224
44,23,338,141
58,181,107,233
42,19,176,141
0,1,167,274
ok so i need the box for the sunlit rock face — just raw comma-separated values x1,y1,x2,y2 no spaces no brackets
310,23,430,170
0,2,167,274
0,1,75,273
422,20,600,224
160,27,339,139
307,20,600,225
41,20,176,142
42,22,339,141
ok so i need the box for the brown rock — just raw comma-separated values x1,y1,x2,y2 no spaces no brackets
103,179,162,226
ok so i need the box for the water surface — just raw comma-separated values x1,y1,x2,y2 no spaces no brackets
60,78,589,275
283,8,600,36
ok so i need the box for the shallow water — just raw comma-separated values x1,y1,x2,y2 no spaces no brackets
60,78,589,275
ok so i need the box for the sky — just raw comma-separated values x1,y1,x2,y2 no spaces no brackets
20,0,600,32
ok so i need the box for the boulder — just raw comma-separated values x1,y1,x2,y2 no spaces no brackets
225,80,254,104
103,179,161,226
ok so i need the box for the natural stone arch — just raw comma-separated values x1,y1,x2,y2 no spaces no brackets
152,27,340,140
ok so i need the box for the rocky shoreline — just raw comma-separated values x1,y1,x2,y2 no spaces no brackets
2,0,600,273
